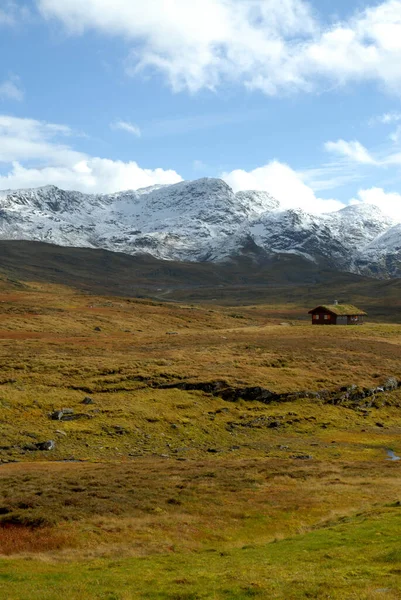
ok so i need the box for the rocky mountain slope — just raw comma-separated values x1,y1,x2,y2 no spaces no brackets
0,178,398,277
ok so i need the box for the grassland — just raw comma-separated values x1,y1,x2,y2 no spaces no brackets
0,279,401,599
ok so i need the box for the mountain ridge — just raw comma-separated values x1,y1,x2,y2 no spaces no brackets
0,177,399,277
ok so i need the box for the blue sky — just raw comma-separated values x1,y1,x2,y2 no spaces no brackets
1,0,401,220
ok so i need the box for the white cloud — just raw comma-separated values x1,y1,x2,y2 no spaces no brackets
0,2,29,26
0,159,182,193
111,120,141,137
35,0,401,96
372,111,401,125
324,140,377,164
0,76,24,102
0,115,82,165
351,187,401,221
0,114,182,193
222,160,345,214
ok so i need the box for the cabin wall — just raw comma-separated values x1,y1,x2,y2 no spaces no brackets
347,315,364,325
311,313,336,325
311,313,365,325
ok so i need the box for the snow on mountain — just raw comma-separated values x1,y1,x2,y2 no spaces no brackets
0,177,398,277
355,223,401,277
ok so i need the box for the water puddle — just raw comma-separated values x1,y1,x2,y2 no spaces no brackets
387,450,400,461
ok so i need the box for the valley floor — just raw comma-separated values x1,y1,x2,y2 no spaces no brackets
0,282,401,599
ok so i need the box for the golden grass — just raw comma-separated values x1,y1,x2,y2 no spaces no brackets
0,281,401,597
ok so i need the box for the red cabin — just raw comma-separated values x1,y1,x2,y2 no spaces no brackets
308,303,367,325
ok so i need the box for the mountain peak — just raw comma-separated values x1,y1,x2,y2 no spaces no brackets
0,179,397,277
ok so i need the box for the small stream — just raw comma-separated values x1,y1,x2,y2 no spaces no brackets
387,450,401,461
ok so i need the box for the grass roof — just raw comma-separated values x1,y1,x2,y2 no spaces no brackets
308,304,367,316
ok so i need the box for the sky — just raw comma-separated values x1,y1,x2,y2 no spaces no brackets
2,0,401,220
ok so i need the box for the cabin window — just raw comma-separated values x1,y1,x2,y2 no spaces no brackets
324,314,330,320
313,314,318,320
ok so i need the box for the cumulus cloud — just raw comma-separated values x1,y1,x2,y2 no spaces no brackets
0,159,182,193
0,115,182,193
351,187,401,221
111,120,141,137
35,0,401,96
0,76,24,102
324,140,377,164
222,161,345,214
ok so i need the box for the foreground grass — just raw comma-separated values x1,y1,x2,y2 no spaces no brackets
1,506,401,599
1,282,401,598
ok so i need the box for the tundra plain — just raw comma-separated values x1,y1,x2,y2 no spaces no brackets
0,278,401,599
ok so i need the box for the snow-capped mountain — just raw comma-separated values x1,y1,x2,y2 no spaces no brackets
0,178,398,277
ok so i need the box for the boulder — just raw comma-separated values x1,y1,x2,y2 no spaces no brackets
50,410,64,421
383,377,399,391
36,440,55,451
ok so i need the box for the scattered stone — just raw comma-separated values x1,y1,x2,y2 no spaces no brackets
292,454,313,460
61,413,92,421
383,377,399,391
230,445,240,451
36,440,55,451
170,424,178,429
94,326,101,332
82,397,94,405
55,430,67,436
50,410,64,421
166,331,178,335
207,448,220,453
376,422,385,428
158,376,401,411
268,420,281,429
22,443,37,452
61,408,74,415
278,445,289,450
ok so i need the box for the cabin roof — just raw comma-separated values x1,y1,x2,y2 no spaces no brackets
308,304,367,316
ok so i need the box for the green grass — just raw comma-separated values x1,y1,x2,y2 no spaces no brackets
1,507,401,599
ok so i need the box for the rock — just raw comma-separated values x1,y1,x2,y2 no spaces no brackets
22,443,37,451
292,454,313,460
61,413,92,421
114,426,127,435
82,397,94,405
207,448,220,453
50,410,64,421
268,420,281,429
383,377,399,391
36,440,55,451
61,408,74,415
166,331,178,335
376,422,385,428
94,326,101,332
55,430,67,436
